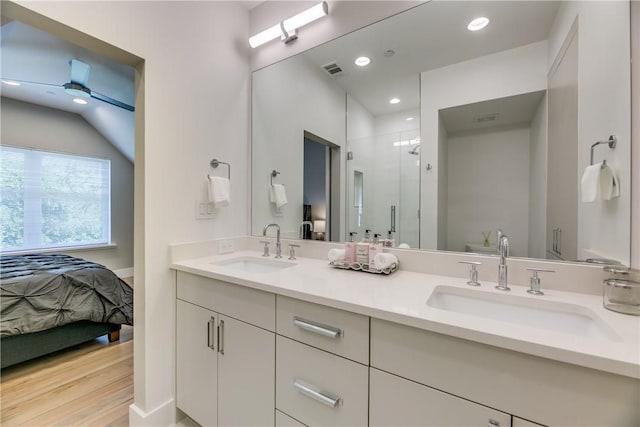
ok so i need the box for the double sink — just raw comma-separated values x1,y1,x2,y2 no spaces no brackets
211,255,619,342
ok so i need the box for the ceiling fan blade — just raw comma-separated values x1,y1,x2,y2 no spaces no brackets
69,59,91,86
90,90,135,112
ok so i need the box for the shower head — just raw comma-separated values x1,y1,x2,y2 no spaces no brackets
408,144,420,155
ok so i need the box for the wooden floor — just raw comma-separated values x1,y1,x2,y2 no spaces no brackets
1,276,134,427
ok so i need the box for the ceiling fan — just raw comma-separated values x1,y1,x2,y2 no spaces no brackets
8,59,135,112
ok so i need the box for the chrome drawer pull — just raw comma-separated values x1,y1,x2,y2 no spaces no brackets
293,379,342,408
293,317,343,339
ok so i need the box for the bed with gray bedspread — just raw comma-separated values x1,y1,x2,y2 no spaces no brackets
0,254,133,368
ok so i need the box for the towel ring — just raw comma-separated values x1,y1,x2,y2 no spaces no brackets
590,135,616,166
210,159,231,179
270,170,280,186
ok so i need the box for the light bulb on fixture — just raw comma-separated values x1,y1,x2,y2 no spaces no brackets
467,17,490,31
249,1,329,48
355,56,371,67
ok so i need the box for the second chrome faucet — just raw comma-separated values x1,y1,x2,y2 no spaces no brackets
262,223,282,258
496,230,510,291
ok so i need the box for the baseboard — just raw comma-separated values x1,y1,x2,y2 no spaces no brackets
114,267,134,278
129,399,175,427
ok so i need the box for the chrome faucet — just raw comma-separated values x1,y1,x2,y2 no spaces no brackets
496,233,510,291
262,223,282,258
299,221,314,240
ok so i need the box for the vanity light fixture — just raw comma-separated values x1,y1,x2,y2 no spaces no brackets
73,98,88,105
355,56,371,67
249,1,329,48
2,80,21,86
467,16,490,31
389,97,401,104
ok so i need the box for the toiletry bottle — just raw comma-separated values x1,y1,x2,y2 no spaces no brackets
369,234,383,271
363,229,372,243
384,230,395,248
345,232,357,264
356,232,370,266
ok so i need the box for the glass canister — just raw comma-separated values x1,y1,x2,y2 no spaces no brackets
603,266,640,316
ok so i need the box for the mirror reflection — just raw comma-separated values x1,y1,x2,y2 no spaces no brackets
252,1,631,266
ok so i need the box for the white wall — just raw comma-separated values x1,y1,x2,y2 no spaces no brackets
548,1,631,264
420,41,548,249
446,125,531,257
528,95,548,259
252,54,345,238
7,2,251,426
1,97,134,271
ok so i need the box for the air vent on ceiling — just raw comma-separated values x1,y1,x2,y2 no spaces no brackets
474,113,500,124
322,61,344,78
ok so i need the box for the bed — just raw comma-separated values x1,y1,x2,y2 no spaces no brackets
0,254,133,368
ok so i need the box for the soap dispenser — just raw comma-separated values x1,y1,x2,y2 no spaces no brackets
384,230,395,248
369,233,383,271
356,230,371,265
345,232,357,263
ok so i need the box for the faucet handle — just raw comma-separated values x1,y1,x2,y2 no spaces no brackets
288,244,300,260
459,261,481,286
526,268,554,295
259,240,270,257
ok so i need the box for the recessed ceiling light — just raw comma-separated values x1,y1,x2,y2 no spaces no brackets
354,56,371,67
406,117,414,121
389,98,400,105
73,98,88,105
467,17,489,31
2,80,21,86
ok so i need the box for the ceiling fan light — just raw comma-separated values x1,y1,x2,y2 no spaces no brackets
63,82,91,98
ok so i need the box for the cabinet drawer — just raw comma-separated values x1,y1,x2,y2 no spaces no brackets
371,318,640,426
370,368,511,427
276,336,368,427
177,271,275,331
276,295,369,364
276,410,307,427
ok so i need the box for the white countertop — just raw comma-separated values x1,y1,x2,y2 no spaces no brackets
171,250,640,379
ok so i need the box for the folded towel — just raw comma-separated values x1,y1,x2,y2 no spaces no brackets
270,184,288,209
328,248,346,263
374,253,398,270
600,163,620,200
581,162,620,202
208,176,230,208
581,163,602,202
397,243,410,249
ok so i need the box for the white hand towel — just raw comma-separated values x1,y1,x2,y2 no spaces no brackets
328,248,346,263
600,163,620,200
581,163,603,202
374,253,398,270
270,184,288,209
208,176,230,208
397,243,411,249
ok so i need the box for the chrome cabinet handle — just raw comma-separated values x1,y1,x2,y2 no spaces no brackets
207,316,215,350
218,319,225,355
390,205,396,232
293,317,343,339
293,379,342,408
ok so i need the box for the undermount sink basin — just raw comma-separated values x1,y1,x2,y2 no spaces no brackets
211,256,295,274
427,286,620,341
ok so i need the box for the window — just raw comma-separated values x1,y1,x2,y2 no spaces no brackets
0,146,111,252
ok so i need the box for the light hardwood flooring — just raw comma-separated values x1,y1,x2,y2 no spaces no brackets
1,276,134,427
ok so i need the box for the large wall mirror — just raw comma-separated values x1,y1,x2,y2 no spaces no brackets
252,1,632,266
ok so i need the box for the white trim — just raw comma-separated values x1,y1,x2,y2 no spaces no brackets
113,267,134,278
2,243,117,256
129,399,175,427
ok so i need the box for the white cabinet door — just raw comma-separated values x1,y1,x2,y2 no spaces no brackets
370,368,511,427
176,300,218,427
218,314,275,427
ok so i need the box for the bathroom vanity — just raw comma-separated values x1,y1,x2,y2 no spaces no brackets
171,242,640,427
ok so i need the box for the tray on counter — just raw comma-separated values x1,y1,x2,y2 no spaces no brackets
329,260,398,275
